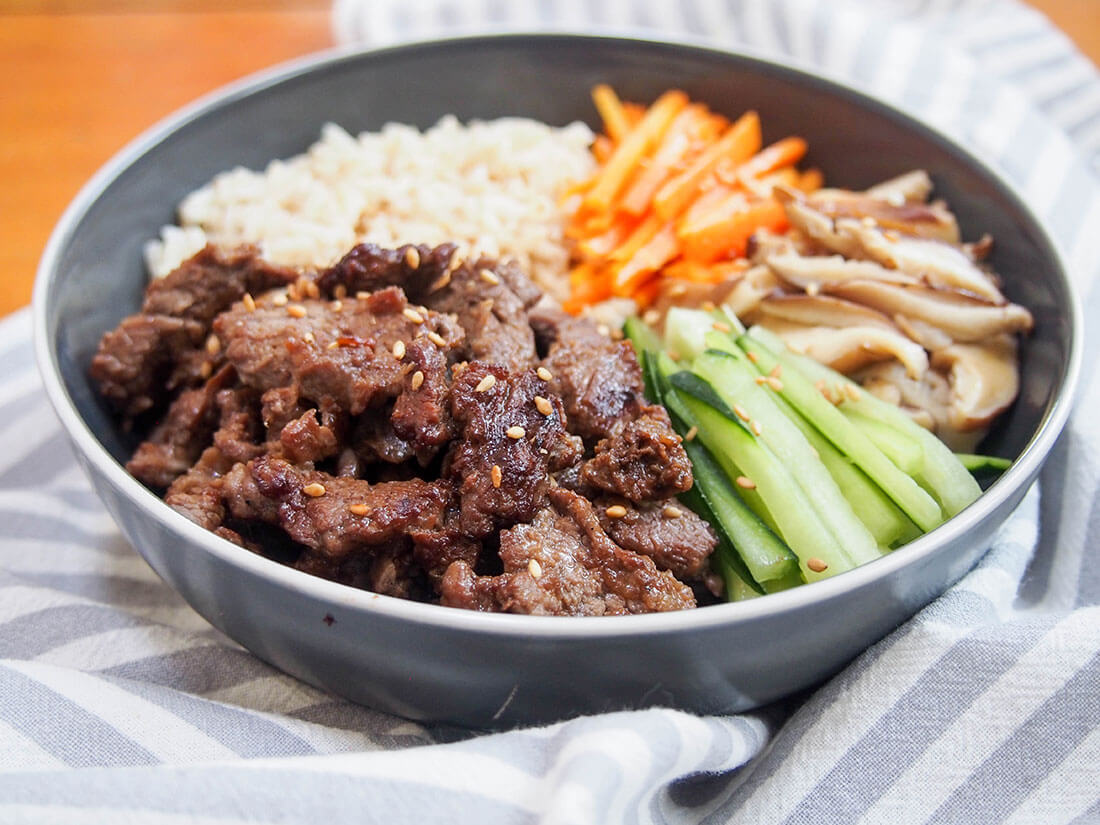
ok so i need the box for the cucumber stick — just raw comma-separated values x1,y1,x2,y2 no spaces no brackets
669,372,855,581
692,349,882,566
747,326,981,518
737,332,945,532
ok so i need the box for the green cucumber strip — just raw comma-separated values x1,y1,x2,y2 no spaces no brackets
748,328,981,518
693,349,879,566
737,332,945,532
623,316,663,360
677,442,768,596
670,377,855,581
772,391,921,549
664,307,716,363
956,453,1012,473
843,408,924,475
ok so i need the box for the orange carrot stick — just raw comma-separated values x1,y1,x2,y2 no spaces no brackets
592,84,630,142
614,222,679,295
679,197,789,263
652,110,762,221
619,105,707,216
736,136,808,181
583,90,689,213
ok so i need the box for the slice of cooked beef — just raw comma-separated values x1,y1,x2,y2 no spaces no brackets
214,285,463,415
212,384,265,466
163,445,246,546
142,244,299,324
596,499,717,581
389,336,454,456
579,405,693,502
125,365,237,488
317,242,455,299
91,246,298,420
278,401,346,466
445,363,583,537
422,255,540,371
539,315,648,441
91,314,206,419
226,455,452,562
439,487,696,615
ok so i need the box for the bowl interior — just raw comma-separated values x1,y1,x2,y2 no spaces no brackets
43,33,1074,562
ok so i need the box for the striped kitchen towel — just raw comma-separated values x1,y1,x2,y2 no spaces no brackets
2,0,1098,822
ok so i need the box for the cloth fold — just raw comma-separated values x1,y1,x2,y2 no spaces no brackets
3,1,1098,822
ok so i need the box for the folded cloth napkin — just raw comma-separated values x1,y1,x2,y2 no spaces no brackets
3,1,1098,822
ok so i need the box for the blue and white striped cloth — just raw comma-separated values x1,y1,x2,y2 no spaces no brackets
3,0,1098,821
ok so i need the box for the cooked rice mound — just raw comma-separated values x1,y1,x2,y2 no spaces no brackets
144,116,596,301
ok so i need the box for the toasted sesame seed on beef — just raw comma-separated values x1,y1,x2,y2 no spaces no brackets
596,498,717,581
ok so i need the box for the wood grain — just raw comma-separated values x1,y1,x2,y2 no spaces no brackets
1,2,1095,317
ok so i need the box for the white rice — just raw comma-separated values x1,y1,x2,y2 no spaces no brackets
145,116,596,301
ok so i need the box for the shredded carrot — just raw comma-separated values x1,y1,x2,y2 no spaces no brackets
562,86,816,315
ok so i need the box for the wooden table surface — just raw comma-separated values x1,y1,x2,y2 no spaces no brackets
2,0,1096,318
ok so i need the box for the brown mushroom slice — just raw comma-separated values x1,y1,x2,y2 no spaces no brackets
838,221,1005,303
764,252,921,292
809,189,960,245
894,314,954,352
775,188,867,259
856,361,959,442
722,264,782,318
864,170,934,204
828,280,1033,343
757,293,895,330
931,337,1020,433
770,322,929,378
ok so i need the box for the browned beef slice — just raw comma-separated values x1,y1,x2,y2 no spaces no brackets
350,408,417,466
212,385,265,465
539,316,648,441
91,314,205,418
164,446,239,534
226,455,451,562
579,405,693,502
142,244,298,324
277,398,346,466
422,256,540,371
91,246,298,419
214,286,462,415
316,242,455,299
597,499,717,581
390,336,453,452
439,487,696,615
445,364,583,537
125,365,238,488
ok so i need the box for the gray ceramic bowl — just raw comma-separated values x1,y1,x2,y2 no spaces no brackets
34,34,1080,728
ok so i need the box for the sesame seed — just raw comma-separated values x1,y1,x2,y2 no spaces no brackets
348,503,369,516
643,309,660,325
611,327,624,340
287,284,300,302
597,324,611,338
733,404,750,422
429,270,452,293
746,350,759,363
845,383,861,401
303,331,315,345
536,367,553,381
303,482,326,497
199,361,213,379
807,557,829,573
403,307,424,324
684,426,698,442
861,216,877,228
447,252,466,273
701,300,716,312
326,340,339,350
405,247,421,269
272,292,288,306
242,293,256,312
287,304,307,318
506,425,526,440
490,465,502,488
528,559,543,579
712,321,732,333
669,283,688,297
475,374,496,393
751,420,763,436
411,370,424,390
834,382,847,404
331,300,343,311
736,476,756,489
479,268,500,285
392,340,406,359
605,504,628,518
766,376,784,392
426,330,446,347
806,282,821,297
769,364,782,378
663,505,683,519
534,396,553,416
205,334,221,355
754,375,768,385
668,350,681,362
302,280,320,300
332,284,347,300
356,291,370,300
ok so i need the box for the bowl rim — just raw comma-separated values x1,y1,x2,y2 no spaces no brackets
32,31,1083,639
